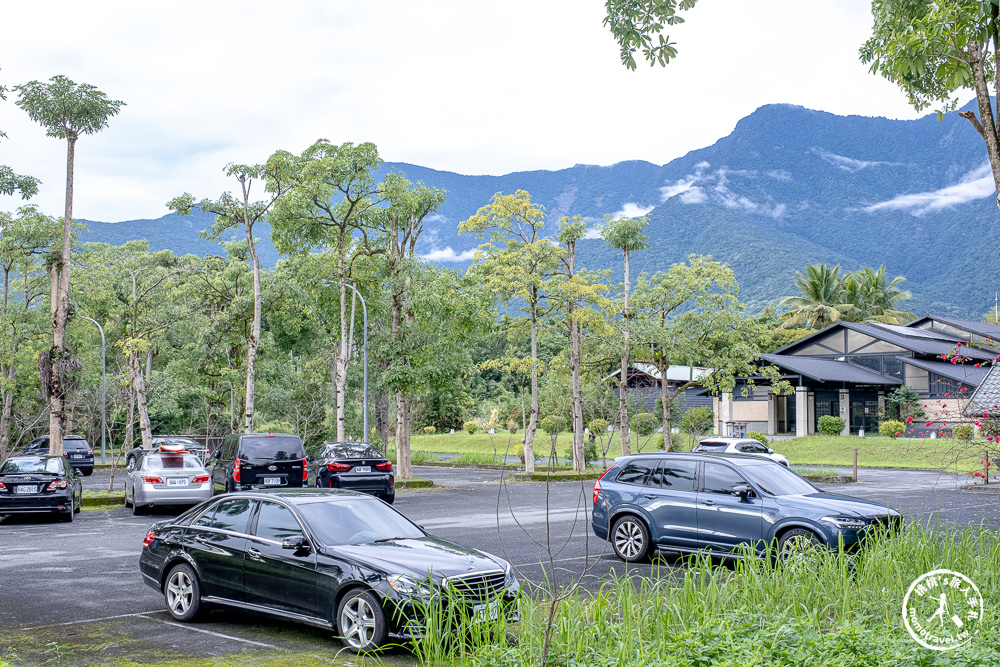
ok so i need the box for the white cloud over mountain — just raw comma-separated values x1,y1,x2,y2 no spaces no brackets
865,163,994,215
610,202,655,219
420,247,477,262
812,148,904,172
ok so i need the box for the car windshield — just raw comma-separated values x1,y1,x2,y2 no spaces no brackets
1,458,62,474
695,442,728,450
740,462,819,496
322,443,384,459
297,498,424,546
239,436,305,460
164,438,202,449
144,454,204,470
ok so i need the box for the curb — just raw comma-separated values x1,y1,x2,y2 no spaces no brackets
82,494,125,507
801,475,855,484
396,478,434,489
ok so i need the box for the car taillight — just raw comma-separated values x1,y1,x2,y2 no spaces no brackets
594,466,613,504
192,475,210,484
375,461,392,471
62,450,68,456
141,475,164,484
0,482,6,491
327,462,351,472
234,458,241,482
47,480,68,490
303,457,308,481
142,531,156,548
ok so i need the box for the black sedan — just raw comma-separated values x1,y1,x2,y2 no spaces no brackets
308,442,395,503
0,456,83,522
139,489,520,651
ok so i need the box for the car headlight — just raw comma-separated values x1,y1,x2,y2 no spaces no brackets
387,574,432,597
820,516,867,530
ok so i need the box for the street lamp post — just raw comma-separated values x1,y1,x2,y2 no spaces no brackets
323,280,369,440
80,316,107,463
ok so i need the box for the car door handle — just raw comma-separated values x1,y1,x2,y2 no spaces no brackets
701,500,716,506
247,546,264,561
193,535,210,544
642,494,657,499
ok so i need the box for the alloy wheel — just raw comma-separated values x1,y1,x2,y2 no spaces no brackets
614,520,644,559
166,569,194,616
340,595,378,649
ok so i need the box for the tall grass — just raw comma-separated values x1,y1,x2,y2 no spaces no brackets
412,523,999,665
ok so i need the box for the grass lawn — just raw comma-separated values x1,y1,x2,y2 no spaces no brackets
777,434,990,473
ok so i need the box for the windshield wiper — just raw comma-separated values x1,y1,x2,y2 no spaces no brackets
372,536,410,543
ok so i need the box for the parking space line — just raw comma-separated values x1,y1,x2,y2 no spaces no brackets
20,610,164,631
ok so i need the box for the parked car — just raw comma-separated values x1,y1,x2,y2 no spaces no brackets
592,452,899,563
693,437,790,467
21,435,94,475
125,448,214,515
139,489,520,651
0,455,82,522
309,441,394,504
127,437,211,470
211,433,307,493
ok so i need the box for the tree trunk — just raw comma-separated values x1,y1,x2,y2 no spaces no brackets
964,39,1000,211
524,290,539,473
659,359,673,452
396,391,411,479
566,242,585,472
244,221,262,433
48,136,76,457
125,386,135,452
131,354,153,449
619,247,632,457
335,244,350,442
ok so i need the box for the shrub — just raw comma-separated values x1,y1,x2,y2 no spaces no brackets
680,407,714,435
464,421,478,435
507,421,519,434
633,412,657,437
817,415,846,436
514,443,541,463
540,415,565,434
588,419,608,435
423,425,436,435
747,431,769,446
878,420,905,439
565,440,600,465
952,423,975,441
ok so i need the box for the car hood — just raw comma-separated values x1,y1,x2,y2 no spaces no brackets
773,492,898,519
329,535,506,581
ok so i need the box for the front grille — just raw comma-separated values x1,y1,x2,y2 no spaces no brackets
445,570,506,604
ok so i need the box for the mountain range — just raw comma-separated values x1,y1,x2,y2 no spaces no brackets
78,99,1000,318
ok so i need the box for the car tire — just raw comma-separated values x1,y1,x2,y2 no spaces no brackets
132,501,145,516
336,588,387,652
777,528,822,562
611,515,651,562
60,508,74,523
164,563,203,622
124,487,133,508
83,468,93,476
382,491,395,505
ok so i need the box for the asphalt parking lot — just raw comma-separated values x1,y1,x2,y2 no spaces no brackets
2,465,998,665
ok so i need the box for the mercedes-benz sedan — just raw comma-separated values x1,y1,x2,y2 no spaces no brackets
139,489,520,651
593,452,899,562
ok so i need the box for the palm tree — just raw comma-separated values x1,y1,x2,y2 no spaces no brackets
839,265,914,325
779,264,845,329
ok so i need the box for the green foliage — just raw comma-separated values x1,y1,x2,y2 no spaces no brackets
256,421,295,435
818,415,846,436
506,421,518,434
567,439,600,465
680,406,714,435
779,263,913,329
886,384,925,421
878,420,905,439
588,418,609,435
632,412,657,436
464,421,478,435
514,443,541,464
423,425,436,435
14,75,125,141
746,431,769,446
952,423,975,441
602,0,700,70
540,415,565,434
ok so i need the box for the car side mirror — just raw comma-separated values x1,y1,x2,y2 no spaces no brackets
731,484,751,501
282,536,309,552
767,448,774,454
214,450,222,460
306,455,315,464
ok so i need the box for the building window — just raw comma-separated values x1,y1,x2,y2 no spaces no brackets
928,373,973,398
733,384,754,401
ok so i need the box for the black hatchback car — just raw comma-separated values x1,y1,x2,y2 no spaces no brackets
139,489,520,652
211,433,307,493
593,452,899,562
0,455,83,521
308,441,395,503
21,435,94,475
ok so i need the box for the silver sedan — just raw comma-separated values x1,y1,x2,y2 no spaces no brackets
124,451,213,515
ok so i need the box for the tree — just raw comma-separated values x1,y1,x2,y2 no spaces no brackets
861,1,1000,210
460,191,562,473
601,215,650,457
168,160,292,433
14,75,123,455
268,140,383,442
603,0,700,69
778,264,845,330
838,265,914,325
0,70,39,199
370,173,446,479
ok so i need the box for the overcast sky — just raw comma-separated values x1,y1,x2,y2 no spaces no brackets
0,0,966,222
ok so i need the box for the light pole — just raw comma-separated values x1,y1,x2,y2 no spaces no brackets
323,280,369,440
80,316,107,463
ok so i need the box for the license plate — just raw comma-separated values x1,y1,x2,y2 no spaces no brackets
263,477,281,485
354,466,371,473
167,478,187,487
14,485,38,494
71,454,83,459
472,601,499,623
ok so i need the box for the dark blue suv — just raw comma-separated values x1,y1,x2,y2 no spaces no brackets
592,452,899,562
21,435,94,476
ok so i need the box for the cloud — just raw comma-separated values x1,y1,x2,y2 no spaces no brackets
812,148,904,172
864,163,995,215
657,163,784,216
659,161,711,202
583,225,603,240
767,169,792,181
420,246,476,262
610,202,655,219
679,187,708,204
